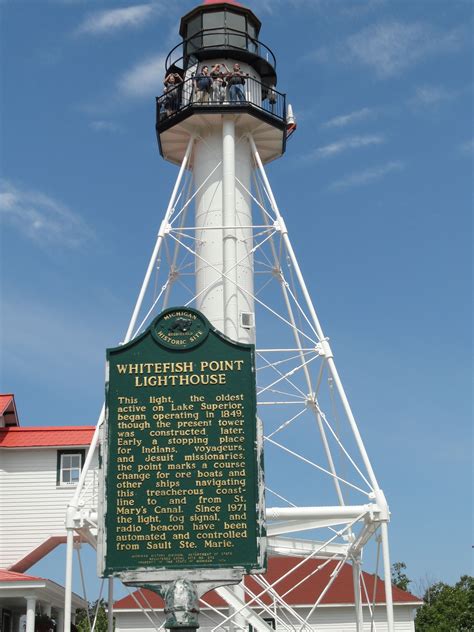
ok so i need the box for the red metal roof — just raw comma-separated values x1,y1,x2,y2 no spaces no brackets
0,393,20,426
0,570,43,582
0,426,95,448
0,394,13,415
114,557,421,610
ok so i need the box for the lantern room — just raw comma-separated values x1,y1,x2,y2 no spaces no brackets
178,0,276,87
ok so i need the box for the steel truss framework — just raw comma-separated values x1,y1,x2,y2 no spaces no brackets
64,134,395,632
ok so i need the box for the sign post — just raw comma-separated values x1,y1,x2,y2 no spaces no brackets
98,307,266,624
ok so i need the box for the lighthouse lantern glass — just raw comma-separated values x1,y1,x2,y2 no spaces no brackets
187,15,202,53
202,11,224,47
227,11,246,48
183,8,260,58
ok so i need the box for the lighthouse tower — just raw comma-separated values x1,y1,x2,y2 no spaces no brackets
64,3,396,632
155,0,288,344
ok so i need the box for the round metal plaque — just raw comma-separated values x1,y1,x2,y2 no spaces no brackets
151,308,209,350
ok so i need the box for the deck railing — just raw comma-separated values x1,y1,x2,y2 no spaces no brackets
156,75,286,127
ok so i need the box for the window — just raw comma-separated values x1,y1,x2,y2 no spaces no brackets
241,312,255,329
203,11,225,48
247,21,258,53
57,450,85,486
187,15,202,54
226,11,246,49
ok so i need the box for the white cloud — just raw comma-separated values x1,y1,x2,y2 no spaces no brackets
117,53,166,98
76,3,158,36
329,160,404,190
0,180,94,248
310,21,465,78
345,21,463,78
409,84,455,107
339,0,386,17
304,134,385,161
251,0,382,15
321,107,375,129
90,120,122,133
458,139,474,155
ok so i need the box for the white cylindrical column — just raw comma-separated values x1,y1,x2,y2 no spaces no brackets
107,577,114,632
234,133,254,344
25,598,36,632
352,560,364,632
195,117,254,343
381,522,395,632
64,528,74,631
56,609,65,632
222,116,238,340
43,604,52,617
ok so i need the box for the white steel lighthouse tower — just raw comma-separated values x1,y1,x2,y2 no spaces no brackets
65,2,397,631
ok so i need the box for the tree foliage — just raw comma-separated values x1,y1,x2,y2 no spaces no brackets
391,561,411,592
75,600,110,632
415,575,474,631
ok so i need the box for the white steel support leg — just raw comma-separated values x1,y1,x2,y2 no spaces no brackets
381,522,395,632
108,577,114,632
64,528,74,632
25,597,36,632
249,134,394,626
249,135,381,492
63,136,195,628
254,178,346,506
125,135,195,341
222,116,239,340
352,559,363,632
162,176,193,309
231,582,246,632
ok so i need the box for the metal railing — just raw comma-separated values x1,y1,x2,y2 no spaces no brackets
156,75,286,127
165,28,277,73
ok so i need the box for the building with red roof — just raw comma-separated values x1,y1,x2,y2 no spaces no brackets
113,556,422,632
0,394,97,632
0,391,422,632
0,571,86,632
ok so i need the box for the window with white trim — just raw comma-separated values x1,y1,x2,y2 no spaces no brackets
57,450,85,486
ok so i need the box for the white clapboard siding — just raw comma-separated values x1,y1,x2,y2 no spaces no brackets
0,447,98,569
114,611,223,632
306,604,416,631
114,605,416,632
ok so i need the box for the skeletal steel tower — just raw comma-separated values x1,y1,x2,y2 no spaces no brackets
65,2,396,630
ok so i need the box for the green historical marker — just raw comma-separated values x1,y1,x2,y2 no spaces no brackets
99,307,265,577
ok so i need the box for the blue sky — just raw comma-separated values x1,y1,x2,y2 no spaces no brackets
1,0,472,599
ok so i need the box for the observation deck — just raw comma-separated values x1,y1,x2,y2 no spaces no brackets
155,75,287,164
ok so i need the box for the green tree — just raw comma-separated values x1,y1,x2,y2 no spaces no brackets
415,575,474,631
75,600,111,632
391,561,412,592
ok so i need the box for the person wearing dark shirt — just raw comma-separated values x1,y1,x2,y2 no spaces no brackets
227,63,247,102
194,66,212,103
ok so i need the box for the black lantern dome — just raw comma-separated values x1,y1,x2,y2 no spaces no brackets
172,0,277,88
